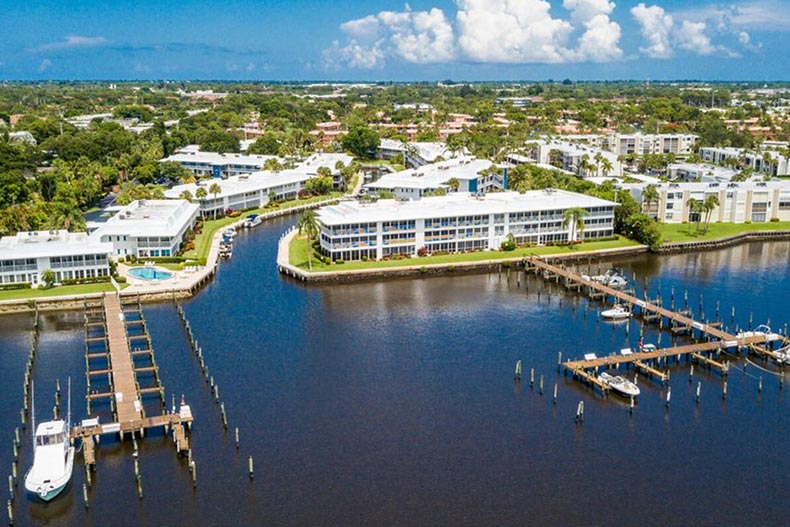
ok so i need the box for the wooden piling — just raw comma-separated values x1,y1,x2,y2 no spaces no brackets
248,456,254,480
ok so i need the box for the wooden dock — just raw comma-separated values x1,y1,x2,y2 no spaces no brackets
74,292,193,471
527,256,788,389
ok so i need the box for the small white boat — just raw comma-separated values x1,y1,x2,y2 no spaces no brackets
606,275,628,288
222,227,237,239
25,381,75,501
243,214,262,228
736,324,773,339
588,269,629,288
599,371,641,397
601,304,631,320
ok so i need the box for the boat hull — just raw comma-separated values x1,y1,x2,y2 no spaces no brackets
24,446,74,502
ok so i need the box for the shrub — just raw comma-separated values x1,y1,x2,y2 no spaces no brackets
115,276,127,284
745,220,752,224
0,282,31,291
770,217,780,222
335,259,345,264
420,266,428,273
60,276,112,286
417,246,428,257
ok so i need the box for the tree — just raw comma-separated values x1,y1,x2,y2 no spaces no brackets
209,182,222,219
247,135,281,155
297,210,319,270
686,198,703,234
600,158,614,177
263,158,284,172
48,199,86,231
642,184,660,218
316,166,332,179
305,176,333,195
41,269,56,288
562,207,589,243
179,190,194,202
446,177,460,192
341,127,380,158
703,194,720,232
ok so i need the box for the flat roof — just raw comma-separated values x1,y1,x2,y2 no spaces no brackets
165,170,310,201
296,153,354,174
0,230,112,260
318,190,616,226
161,151,280,167
91,200,199,238
366,157,493,191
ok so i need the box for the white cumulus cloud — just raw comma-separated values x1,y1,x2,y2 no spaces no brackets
323,5,454,69
631,3,674,59
675,20,717,55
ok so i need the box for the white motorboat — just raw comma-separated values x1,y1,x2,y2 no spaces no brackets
599,372,641,397
586,269,628,288
222,227,237,239
243,214,262,228
606,275,628,288
24,381,75,501
601,304,632,320
736,324,773,339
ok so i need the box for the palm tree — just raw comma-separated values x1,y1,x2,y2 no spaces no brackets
686,198,703,234
179,190,194,203
703,194,720,232
48,200,86,232
208,183,222,219
195,187,208,218
593,152,604,176
297,210,319,270
180,173,196,185
562,207,589,243
642,184,659,218
600,158,614,177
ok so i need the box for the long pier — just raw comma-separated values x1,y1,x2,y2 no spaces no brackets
74,292,194,469
526,256,788,391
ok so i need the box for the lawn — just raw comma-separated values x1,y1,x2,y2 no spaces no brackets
0,282,126,302
183,193,342,263
289,235,641,273
658,221,790,244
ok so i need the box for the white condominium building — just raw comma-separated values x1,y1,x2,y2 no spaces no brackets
90,200,199,258
365,157,504,199
317,190,617,262
560,133,698,156
534,140,622,177
161,151,282,179
668,163,738,182
699,147,790,176
627,180,790,224
0,230,112,286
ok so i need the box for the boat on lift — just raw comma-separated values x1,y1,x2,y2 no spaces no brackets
599,372,641,397
24,380,75,501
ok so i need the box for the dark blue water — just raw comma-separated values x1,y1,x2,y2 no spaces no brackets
3,216,790,526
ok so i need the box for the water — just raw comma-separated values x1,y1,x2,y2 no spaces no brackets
3,216,790,526
127,267,174,281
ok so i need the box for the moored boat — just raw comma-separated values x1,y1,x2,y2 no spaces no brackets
601,304,631,320
24,380,75,501
599,371,640,397
243,214,262,228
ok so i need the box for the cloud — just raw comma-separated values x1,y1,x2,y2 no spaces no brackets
675,20,717,55
34,35,108,52
455,0,573,63
675,1,790,31
37,58,53,73
324,5,455,69
631,3,674,59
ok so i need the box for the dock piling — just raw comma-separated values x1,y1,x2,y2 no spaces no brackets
248,456,254,480
553,383,557,404
514,360,521,382
82,483,89,509
696,381,701,403
235,427,240,449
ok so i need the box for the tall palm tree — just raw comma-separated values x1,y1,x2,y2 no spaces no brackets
208,183,222,219
562,207,589,243
703,194,720,232
195,187,208,218
686,199,703,234
297,210,319,270
593,152,604,176
600,158,614,177
642,184,660,217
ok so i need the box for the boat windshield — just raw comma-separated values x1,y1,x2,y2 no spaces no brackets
36,432,66,446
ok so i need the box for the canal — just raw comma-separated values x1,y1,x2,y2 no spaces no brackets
2,215,790,526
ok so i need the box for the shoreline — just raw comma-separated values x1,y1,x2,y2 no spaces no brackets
278,227,790,284
0,197,339,315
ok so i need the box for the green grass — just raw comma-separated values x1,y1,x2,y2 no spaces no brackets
183,193,343,262
127,262,185,271
289,235,641,273
659,221,790,244
0,282,126,302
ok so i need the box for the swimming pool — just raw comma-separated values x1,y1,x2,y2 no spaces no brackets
128,267,174,281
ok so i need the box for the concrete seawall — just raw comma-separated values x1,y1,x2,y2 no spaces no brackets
655,230,790,254
277,227,650,284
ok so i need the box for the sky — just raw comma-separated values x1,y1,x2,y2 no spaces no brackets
1,0,788,81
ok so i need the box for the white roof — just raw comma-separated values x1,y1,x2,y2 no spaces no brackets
669,163,738,181
296,153,354,174
366,157,493,191
0,230,112,260
638,179,790,193
91,200,199,238
165,170,310,201
35,420,66,436
161,151,280,167
318,190,616,226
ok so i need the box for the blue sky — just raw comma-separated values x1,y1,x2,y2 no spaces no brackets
1,0,788,81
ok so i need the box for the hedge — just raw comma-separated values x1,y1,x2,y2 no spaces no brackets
60,275,112,286
0,282,32,291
